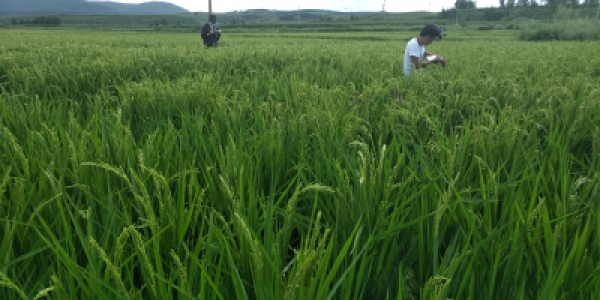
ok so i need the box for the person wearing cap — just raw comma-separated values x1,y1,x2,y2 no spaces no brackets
403,24,447,76
201,14,221,47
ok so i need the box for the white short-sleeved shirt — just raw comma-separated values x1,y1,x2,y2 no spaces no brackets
404,38,425,76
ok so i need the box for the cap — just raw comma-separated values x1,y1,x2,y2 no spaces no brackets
420,24,446,41
209,15,217,22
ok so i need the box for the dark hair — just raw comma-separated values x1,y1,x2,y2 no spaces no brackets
420,24,446,40
209,15,217,22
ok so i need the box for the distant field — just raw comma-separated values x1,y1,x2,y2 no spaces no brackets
1,29,599,299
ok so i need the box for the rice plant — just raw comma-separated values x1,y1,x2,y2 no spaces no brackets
0,29,599,299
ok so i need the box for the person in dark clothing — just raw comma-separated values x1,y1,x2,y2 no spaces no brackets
201,14,221,47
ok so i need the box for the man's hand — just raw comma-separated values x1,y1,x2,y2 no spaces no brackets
439,57,447,67
429,55,447,67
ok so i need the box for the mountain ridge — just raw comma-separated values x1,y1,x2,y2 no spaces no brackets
0,0,188,15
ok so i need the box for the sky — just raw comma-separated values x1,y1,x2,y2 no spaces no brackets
97,0,501,13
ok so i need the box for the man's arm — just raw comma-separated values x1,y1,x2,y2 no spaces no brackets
201,24,209,38
424,51,445,63
214,26,221,40
411,55,434,70
202,24,219,35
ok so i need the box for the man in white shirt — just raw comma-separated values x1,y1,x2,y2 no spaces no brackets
404,24,447,76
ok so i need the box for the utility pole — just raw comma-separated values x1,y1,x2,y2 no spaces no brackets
596,0,599,21
455,1,459,25
208,0,212,21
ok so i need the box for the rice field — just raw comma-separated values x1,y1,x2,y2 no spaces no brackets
0,29,599,299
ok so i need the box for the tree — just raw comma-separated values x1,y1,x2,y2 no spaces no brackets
455,0,477,9
517,0,530,5
500,0,506,7
439,1,477,19
484,7,506,20
507,0,516,7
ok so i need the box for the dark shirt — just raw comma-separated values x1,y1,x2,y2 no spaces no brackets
201,23,220,47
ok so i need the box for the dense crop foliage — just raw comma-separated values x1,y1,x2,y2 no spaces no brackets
1,29,599,299
519,6,600,41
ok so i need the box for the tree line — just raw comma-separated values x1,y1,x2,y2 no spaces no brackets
10,16,61,27
449,0,597,9
499,0,598,8
440,0,599,20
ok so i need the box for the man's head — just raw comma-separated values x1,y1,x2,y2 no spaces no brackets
209,15,217,23
418,24,446,45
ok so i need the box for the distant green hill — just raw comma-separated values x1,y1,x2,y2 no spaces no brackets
0,0,188,15
93,1,189,15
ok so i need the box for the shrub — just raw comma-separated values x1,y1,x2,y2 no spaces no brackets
519,5,599,41
519,18,599,41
